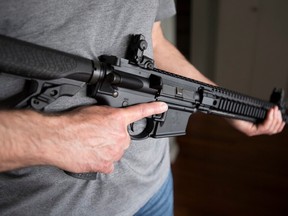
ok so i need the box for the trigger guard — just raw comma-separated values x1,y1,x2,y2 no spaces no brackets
128,117,155,140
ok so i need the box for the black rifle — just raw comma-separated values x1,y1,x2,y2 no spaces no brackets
0,34,287,180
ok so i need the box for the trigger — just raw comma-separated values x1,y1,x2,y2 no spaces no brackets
153,112,167,123
129,122,135,132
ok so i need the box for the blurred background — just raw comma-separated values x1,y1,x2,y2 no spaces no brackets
161,0,288,215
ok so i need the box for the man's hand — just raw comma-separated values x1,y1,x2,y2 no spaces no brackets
227,106,285,136
0,102,168,173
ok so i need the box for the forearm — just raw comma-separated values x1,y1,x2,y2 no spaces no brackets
152,22,215,85
0,110,50,171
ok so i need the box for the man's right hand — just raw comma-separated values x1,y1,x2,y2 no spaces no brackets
0,102,168,173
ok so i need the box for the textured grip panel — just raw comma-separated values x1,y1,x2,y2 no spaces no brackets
0,35,93,82
64,171,97,180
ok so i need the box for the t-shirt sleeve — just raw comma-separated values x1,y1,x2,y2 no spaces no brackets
155,0,176,21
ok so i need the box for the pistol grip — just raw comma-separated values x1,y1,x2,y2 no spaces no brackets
64,171,97,180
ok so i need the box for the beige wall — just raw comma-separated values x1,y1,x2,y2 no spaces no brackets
214,0,288,100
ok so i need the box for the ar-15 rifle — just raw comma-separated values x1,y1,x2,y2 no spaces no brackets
0,34,287,180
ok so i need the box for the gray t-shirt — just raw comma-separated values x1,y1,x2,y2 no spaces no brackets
0,1,176,215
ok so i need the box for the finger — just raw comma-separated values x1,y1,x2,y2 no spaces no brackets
265,107,283,135
100,163,114,174
275,108,285,133
122,102,168,125
278,122,286,133
270,107,280,133
270,107,282,132
256,107,276,134
269,107,281,134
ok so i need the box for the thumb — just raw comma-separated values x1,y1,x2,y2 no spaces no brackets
123,102,168,125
